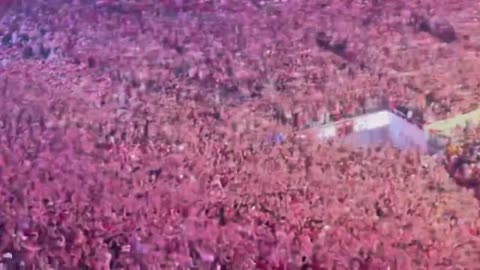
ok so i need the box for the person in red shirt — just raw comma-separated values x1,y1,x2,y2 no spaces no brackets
388,96,397,111
343,101,355,118
331,101,342,121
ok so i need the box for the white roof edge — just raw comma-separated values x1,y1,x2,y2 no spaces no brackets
314,110,393,139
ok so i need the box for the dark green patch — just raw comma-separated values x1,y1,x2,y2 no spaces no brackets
87,57,96,68
39,44,51,59
1,33,12,46
19,33,29,43
22,46,34,59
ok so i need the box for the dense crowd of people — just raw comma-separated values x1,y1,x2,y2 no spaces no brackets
1,0,480,269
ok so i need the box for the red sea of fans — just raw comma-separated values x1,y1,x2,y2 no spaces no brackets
1,1,480,269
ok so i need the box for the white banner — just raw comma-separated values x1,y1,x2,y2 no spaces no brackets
353,111,390,132
317,125,336,139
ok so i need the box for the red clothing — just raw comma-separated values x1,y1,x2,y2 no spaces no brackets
344,102,355,116
388,97,397,111
331,102,342,121
336,120,354,136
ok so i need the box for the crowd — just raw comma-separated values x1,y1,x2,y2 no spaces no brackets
1,0,480,269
